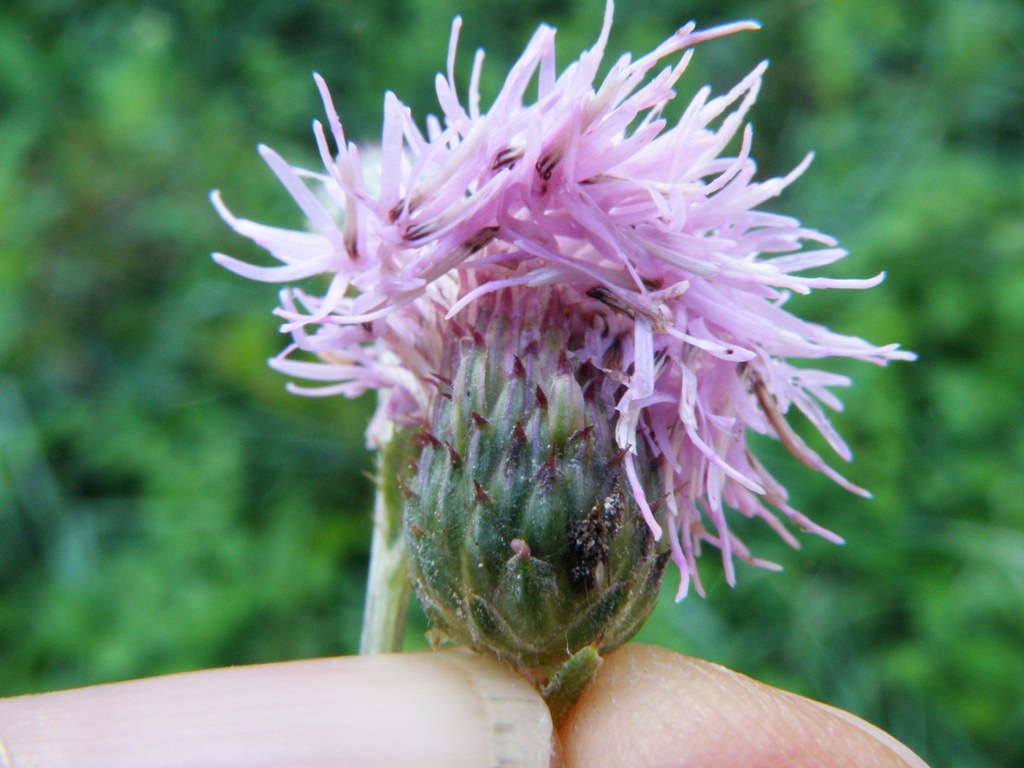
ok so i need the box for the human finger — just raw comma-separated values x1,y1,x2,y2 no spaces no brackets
0,651,554,768
559,643,929,768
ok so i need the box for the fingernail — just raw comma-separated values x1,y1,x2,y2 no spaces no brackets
807,700,931,768
439,651,557,768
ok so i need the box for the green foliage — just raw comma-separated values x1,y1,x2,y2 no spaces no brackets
1,1,1021,766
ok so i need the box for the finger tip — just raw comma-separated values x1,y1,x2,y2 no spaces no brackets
559,644,930,768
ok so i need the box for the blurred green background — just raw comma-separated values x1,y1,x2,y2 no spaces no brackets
1,0,1021,764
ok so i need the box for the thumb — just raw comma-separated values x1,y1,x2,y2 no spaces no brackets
559,643,929,768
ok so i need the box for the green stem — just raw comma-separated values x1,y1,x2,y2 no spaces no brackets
541,645,603,726
359,420,414,655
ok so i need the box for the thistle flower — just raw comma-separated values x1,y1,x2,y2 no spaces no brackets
213,1,912,681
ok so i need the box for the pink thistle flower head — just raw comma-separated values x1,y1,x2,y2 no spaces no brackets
213,1,913,612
